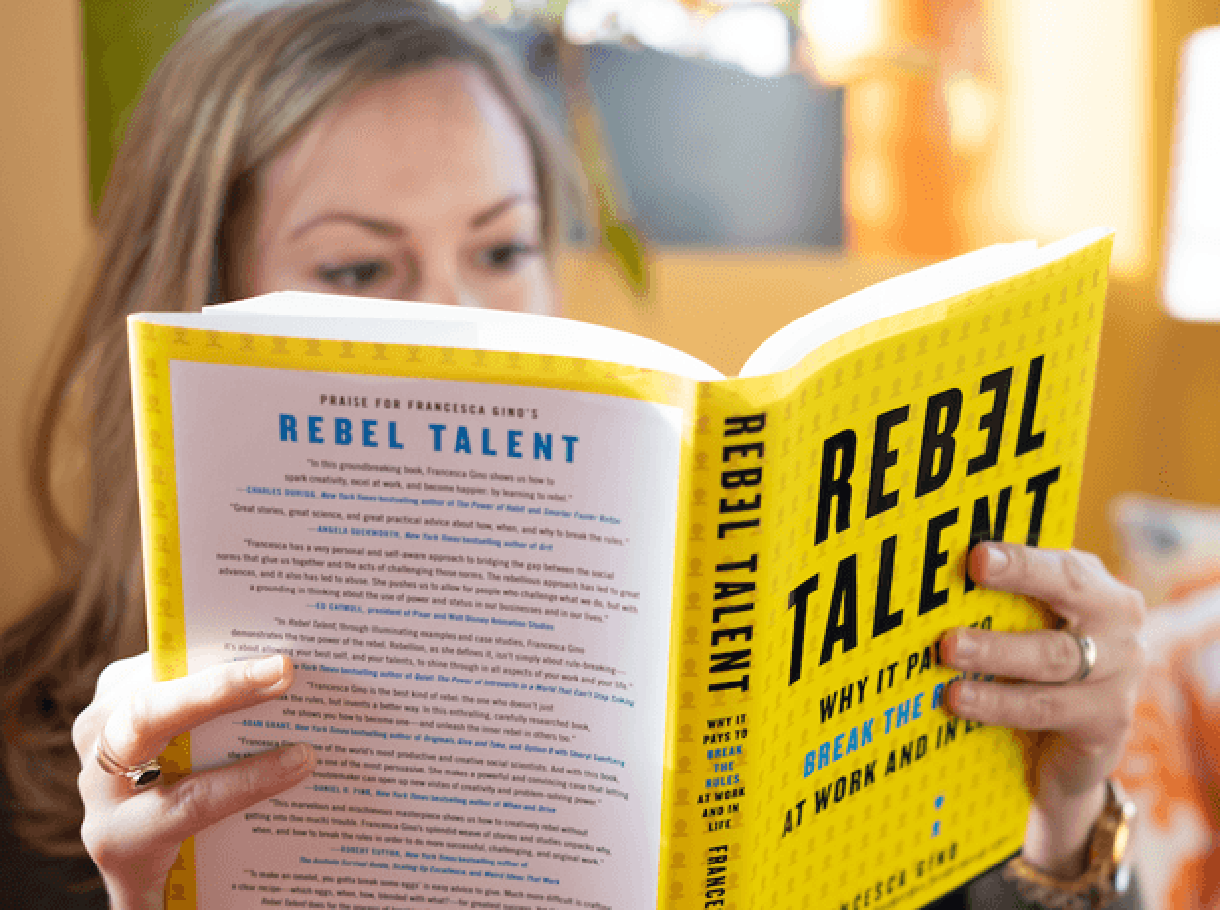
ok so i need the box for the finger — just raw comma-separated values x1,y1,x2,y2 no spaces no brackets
94,652,154,701
153,744,315,846
939,626,1140,684
943,676,1135,738
967,544,1145,629
82,743,315,867
92,655,294,771
73,653,156,759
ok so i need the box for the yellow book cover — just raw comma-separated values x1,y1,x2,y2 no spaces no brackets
128,228,1112,910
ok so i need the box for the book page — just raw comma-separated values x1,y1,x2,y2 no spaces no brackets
738,228,1109,378
144,292,725,382
168,361,684,910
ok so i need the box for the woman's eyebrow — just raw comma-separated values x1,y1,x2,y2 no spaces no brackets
289,212,405,240
470,194,538,228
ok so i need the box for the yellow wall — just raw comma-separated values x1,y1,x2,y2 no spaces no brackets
558,252,925,374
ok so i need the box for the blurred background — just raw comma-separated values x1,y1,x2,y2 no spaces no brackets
5,0,1218,619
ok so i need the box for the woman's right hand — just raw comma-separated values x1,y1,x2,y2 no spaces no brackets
72,653,316,910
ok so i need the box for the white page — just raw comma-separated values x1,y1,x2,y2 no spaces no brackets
143,294,725,381
168,361,684,909
739,227,1111,377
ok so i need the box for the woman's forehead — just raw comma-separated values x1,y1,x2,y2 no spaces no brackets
256,64,538,229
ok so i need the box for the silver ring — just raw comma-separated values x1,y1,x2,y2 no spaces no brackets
95,728,162,789
1067,631,1098,684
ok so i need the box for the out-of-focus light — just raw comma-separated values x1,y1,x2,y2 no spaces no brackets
944,73,996,155
703,5,791,78
627,0,698,55
800,0,884,82
562,0,621,44
437,0,487,18
848,78,897,143
847,151,896,226
564,0,789,74
459,0,795,76
1162,26,1220,321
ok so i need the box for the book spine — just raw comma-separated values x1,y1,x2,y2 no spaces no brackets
127,319,199,909
659,386,767,910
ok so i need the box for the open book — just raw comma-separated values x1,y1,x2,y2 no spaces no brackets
129,228,1113,910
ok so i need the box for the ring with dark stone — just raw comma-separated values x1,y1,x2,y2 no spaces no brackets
94,728,164,790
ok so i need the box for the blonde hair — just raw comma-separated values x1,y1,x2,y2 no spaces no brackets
4,0,566,858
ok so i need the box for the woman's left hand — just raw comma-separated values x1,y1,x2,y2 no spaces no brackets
939,542,1146,878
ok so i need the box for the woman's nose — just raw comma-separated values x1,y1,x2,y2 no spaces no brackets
414,273,460,307
412,259,485,308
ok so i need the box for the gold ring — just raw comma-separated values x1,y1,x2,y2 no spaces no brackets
95,728,162,789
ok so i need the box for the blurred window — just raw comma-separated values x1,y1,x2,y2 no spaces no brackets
499,26,845,248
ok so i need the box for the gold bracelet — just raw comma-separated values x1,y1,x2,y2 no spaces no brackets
1002,780,1136,910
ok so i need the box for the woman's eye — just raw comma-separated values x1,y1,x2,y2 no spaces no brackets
479,242,540,272
316,260,391,290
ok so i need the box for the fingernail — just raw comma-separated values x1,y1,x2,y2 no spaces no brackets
954,682,977,707
249,655,287,687
950,631,979,661
279,743,313,772
983,545,1009,576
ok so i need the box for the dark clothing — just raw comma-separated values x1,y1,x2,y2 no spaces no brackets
0,773,106,910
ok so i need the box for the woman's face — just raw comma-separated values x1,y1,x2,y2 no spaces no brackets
231,64,553,314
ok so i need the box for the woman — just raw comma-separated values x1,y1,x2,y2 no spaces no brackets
0,1,1146,908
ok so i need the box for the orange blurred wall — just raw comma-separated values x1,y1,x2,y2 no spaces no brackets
0,1,92,631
